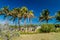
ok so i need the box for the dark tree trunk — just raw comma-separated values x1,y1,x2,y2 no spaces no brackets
46,20,48,23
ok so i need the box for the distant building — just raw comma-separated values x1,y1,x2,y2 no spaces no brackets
36,26,41,29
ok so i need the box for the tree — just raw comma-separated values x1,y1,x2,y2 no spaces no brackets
21,6,28,26
28,10,34,25
39,9,52,23
55,11,60,22
10,8,20,30
2,6,11,29
16,8,23,30
2,7,18,30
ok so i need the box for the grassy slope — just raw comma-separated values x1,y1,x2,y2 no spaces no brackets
15,32,60,40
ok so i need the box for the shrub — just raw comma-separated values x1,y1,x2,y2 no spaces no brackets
55,28,60,32
35,28,41,33
40,24,55,33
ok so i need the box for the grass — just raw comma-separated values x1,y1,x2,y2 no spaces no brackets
20,31,38,34
15,32,60,40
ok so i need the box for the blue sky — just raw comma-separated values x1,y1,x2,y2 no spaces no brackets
0,0,60,25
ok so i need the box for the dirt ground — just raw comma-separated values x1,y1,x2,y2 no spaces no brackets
15,32,60,40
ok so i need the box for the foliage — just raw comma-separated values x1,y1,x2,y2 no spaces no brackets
40,24,55,33
55,24,60,28
55,28,60,32
0,30,20,40
55,11,60,22
39,9,52,23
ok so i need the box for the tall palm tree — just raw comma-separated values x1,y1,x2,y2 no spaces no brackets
9,8,20,30
21,6,28,26
11,7,23,30
17,13,23,30
39,9,52,23
2,7,19,30
2,6,15,31
27,10,34,32
28,10,34,25
20,6,29,32
15,8,23,30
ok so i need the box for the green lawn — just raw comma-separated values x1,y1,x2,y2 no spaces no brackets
15,32,60,40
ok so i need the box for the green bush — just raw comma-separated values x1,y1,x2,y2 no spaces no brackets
35,28,41,33
40,24,55,33
55,28,60,32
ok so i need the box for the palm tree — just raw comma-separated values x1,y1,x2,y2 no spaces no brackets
39,9,52,23
26,10,34,32
20,6,29,32
9,8,20,30
2,6,10,29
1,7,14,40
21,6,28,26
16,8,23,30
2,7,19,30
17,13,23,30
28,10,34,25
55,11,60,23
11,7,23,31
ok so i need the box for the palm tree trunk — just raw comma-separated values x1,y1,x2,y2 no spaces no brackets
29,18,32,27
18,19,21,31
28,18,29,23
15,22,17,31
28,18,32,25
30,19,32,25
46,20,48,23
24,19,27,32
28,18,32,32
5,18,9,30
24,19,26,27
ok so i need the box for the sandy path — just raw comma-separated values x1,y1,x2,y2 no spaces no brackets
15,32,60,40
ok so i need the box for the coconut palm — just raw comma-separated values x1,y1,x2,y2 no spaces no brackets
2,7,18,30
15,8,23,30
2,7,9,26
26,10,34,32
2,6,9,13
21,6,28,26
28,10,34,25
9,8,20,30
17,15,22,30
2,6,10,16
55,11,60,22
2,6,13,20
11,7,24,30
39,9,52,23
